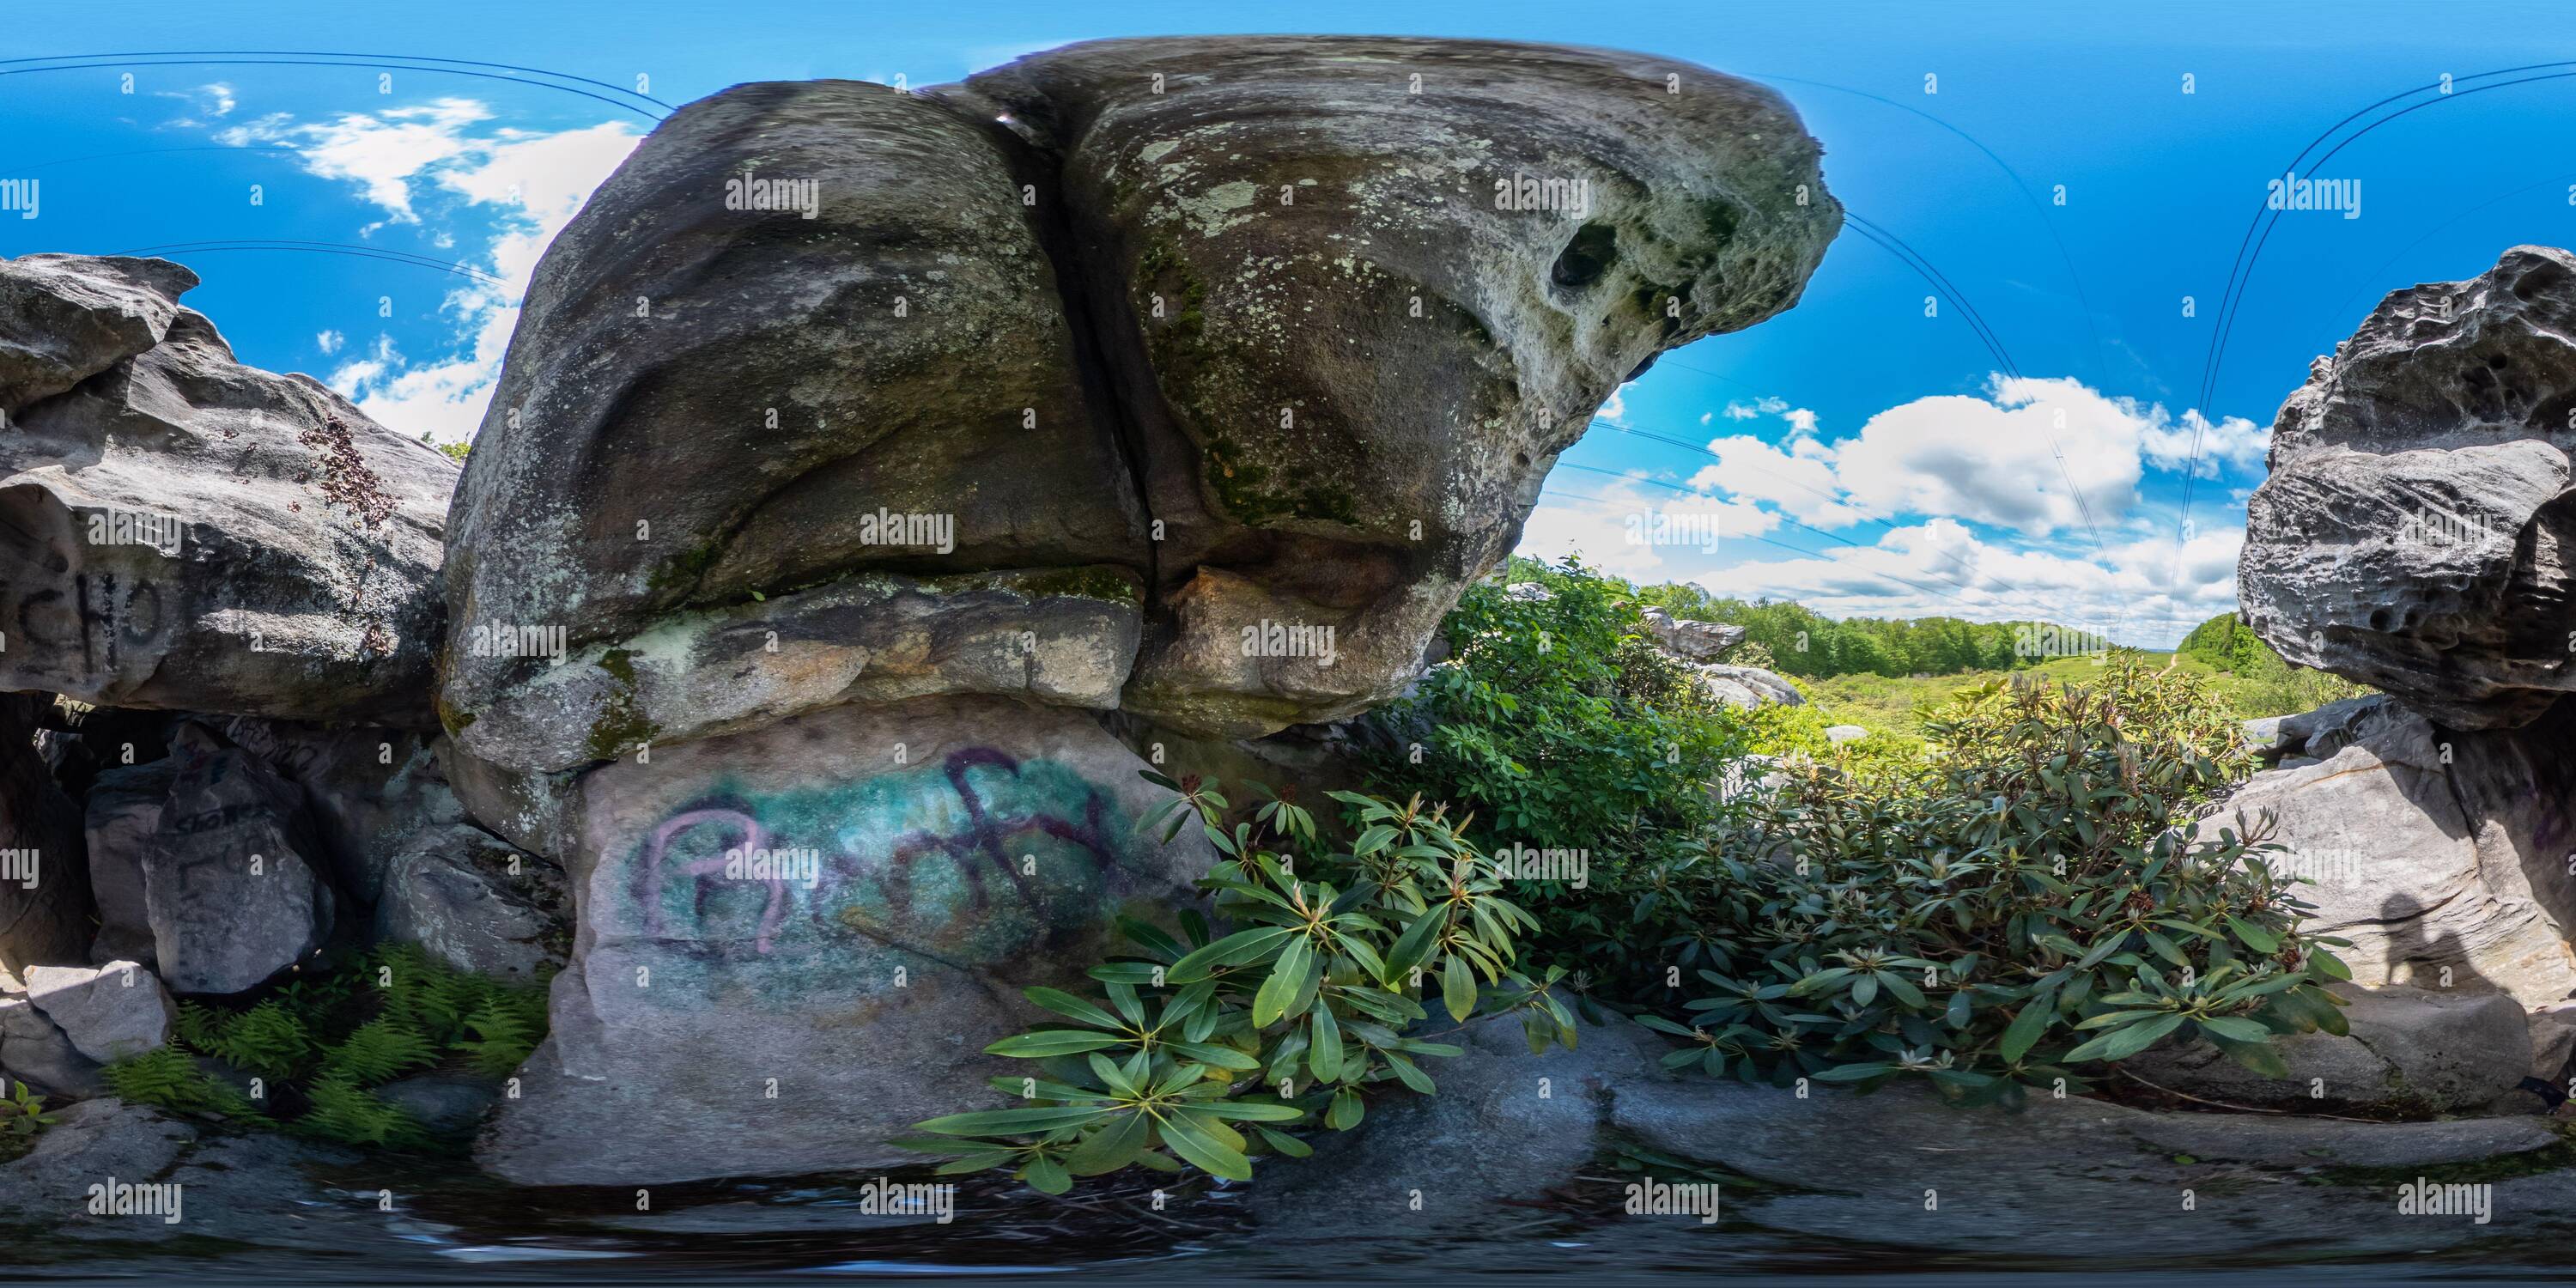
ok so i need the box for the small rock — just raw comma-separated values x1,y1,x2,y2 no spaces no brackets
23,961,173,1062
1637,605,1745,661
374,1072,501,1137
376,824,567,979
1824,724,1868,744
0,991,106,1099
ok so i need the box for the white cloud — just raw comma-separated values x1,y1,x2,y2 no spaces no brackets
1594,383,1631,428
315,329,343,355
156,82,237,126
1520,474,1781,581
1683,517,2244,647
221,99,496,225
219,101,642,444
1686,375,2263,540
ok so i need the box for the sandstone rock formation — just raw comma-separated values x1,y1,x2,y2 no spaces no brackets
476,695,1222,1184
441,38,1839,775
2242,246,2576,731
0,254,456,730
431,38,1836,1187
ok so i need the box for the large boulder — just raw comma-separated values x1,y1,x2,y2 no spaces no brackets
0,256,455,728
0,692,89,974
2241,246,2576,731
2195,695,2576,1005
143,727,341,994
475,694,1218,1185
441,40,1842,777
954,38,1838,737
210,715,469,905
440,80,1150,779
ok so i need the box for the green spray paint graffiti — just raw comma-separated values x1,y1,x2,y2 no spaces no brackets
605,748,1152,1001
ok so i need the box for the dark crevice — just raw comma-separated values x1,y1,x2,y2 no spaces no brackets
924,93,1167,628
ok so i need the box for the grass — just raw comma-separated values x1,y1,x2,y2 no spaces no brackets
1790,652,2367,744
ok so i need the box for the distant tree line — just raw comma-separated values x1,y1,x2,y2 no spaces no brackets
1620,580,2081,680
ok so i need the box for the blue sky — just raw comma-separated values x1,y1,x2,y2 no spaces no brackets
3,1,2570,646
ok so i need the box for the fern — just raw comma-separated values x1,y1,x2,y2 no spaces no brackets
173,1001,228,1051
453,999,538,1078
103,1048,257,1120
296,1074,428,1148
203,1000,314,1081
321,1017,436,1086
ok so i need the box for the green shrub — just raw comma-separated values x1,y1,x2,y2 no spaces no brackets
0,1079,58,1163
1599,659,2348,1102
904,775,1575,1193
106,942,549,1149
1362,556,1747,889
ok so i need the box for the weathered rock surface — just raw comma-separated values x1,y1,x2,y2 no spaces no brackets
0,254,191,410
476,694,1218,1185
441,79,1149,779
23,960,173,1063
2123,984,2531,1115
2241,246,2576,730
443,39,1841,776
143,728,340,994
1691,660,1803,709
1638,605,1744,660
0,987,106,1099
958,38,1838,738
2196,695,2576,1005
0,257,456,728
376,823,566,979
212,715,469,905
82,758,173,967
0,691,90,974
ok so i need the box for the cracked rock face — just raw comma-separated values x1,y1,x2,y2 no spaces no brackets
2241,245,2576,729
442,38,1839,770
0,255,457,729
